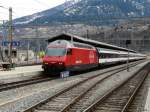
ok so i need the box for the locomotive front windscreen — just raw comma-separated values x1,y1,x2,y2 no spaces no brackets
46,48,66,56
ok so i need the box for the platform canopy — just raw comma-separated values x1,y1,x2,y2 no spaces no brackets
48,33,136,53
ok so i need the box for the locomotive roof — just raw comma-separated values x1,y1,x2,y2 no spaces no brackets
48,33,136,53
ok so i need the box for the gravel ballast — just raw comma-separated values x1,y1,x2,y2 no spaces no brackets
0,61,148,112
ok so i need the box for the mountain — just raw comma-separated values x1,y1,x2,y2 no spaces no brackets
14,0,150,26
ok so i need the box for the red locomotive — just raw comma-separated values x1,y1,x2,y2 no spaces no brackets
42,40,98,72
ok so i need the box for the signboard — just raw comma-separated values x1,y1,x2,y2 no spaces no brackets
60,71,70,78
2,41,21,47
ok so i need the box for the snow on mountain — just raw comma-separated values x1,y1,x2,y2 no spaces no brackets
15,14,43,25
14,0,150,26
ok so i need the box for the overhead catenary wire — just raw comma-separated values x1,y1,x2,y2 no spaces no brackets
0,5,9,10
31,0,51,8
0,11,8,15
0,5,19,20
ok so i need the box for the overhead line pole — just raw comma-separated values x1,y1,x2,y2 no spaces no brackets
8,7,13,66
0,21,4,61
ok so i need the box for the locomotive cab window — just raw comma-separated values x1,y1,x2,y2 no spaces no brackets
46,48,66,56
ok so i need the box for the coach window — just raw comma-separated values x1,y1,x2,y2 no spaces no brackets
100,53,103,58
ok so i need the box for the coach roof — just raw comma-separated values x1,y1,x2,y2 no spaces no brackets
48,33,136,53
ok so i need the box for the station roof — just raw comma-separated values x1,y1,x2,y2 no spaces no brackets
48,33,136,53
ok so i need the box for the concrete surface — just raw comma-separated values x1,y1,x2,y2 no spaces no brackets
0,65,43,80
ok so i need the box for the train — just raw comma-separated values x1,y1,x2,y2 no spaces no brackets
42,33,146,73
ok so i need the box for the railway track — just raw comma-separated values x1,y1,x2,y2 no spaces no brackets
0,77,55,92
0,60,144,93
125,66,150,112
23,61,145,112
83,62,150,112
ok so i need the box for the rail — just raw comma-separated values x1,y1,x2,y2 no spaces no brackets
23,60,144,112
83,62,150,112
0,77,55,92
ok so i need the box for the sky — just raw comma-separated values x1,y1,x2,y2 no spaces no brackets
0,0,66,20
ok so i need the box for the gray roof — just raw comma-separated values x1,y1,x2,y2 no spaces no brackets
48,33,136,53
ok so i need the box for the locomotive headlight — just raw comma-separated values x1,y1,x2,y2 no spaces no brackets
59,62,63,65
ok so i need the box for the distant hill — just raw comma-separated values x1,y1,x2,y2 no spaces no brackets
13,0,150,26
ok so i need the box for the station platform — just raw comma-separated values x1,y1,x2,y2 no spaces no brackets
0,65,43,80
